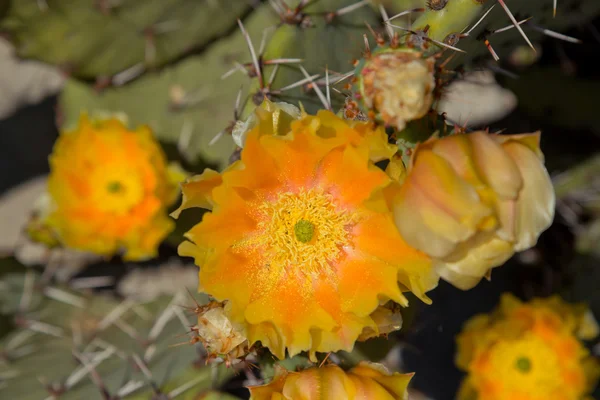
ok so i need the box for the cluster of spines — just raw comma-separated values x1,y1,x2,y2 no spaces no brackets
0,270,244,399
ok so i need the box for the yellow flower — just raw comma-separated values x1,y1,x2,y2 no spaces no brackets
174,110,436,358
248,362,413,400
35,115,184,260
456,294,600,400
392,131,555,289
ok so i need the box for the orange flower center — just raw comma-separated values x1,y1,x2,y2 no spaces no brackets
254,189,356,276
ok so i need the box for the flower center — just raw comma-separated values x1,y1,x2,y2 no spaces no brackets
107,181,124,193
253,189,356,276
91,169,145,215
515,356,531,373
294,219,315,243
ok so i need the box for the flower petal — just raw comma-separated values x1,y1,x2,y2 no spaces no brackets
317,145,390,208
503,141,555,251
170,168,222,217
394,149,493,257
244,274,336,357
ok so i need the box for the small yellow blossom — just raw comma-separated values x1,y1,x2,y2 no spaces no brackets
173,110,437,359
392,131,555,289
248,362,413,400
456,294,600,400
32,115,184,260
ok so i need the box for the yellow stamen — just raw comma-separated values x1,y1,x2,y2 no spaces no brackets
250,189,357,276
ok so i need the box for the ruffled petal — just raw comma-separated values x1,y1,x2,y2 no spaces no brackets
170,168,222,217
244,274,337,357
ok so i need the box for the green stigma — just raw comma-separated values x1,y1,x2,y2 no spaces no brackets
294,219,315,243
516,357,532,373
107,181,123,193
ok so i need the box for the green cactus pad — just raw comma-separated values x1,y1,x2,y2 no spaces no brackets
2,0,251,79
384,0,600,64
59,0,379,167
0,272,233,399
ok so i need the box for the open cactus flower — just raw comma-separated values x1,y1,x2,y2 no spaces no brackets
173,109,437,359
27,114,186,261
456,294,600,400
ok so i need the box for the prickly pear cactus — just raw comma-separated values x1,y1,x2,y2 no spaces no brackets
385,0,600,64
0,271,234,399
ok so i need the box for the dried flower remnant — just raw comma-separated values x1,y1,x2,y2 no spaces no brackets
354,48,436,131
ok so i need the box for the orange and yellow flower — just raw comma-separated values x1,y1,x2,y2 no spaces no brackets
174,108,437,358
456,294,600,400
248,362,413,400
392,131,555,289
33,115,184,261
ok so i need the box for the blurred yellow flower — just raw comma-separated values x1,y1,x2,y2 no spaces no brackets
248,362,413,400
456,294,600,400
392,131,555,289
33,115,184,261
174,110,436,358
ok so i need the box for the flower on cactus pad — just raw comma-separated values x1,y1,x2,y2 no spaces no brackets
29,115,185,261
456,294,600,400
173,109,437,359
248,362,413,400
392,131,555,290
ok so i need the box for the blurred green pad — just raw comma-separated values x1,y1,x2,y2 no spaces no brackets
0,272,229,399
2,0,251,78
60,1,379,168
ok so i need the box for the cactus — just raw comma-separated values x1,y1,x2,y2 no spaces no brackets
384,0,600,62
20,0,597,167
57,0,378,167
1,0,252,79
0,270,236,399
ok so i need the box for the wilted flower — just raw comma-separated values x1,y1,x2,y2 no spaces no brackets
30,115,185,261
456,294,600,400
248,362,413,400
192,301,250,365
173,110,436,358
392,131,555,289
355,48,435,131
